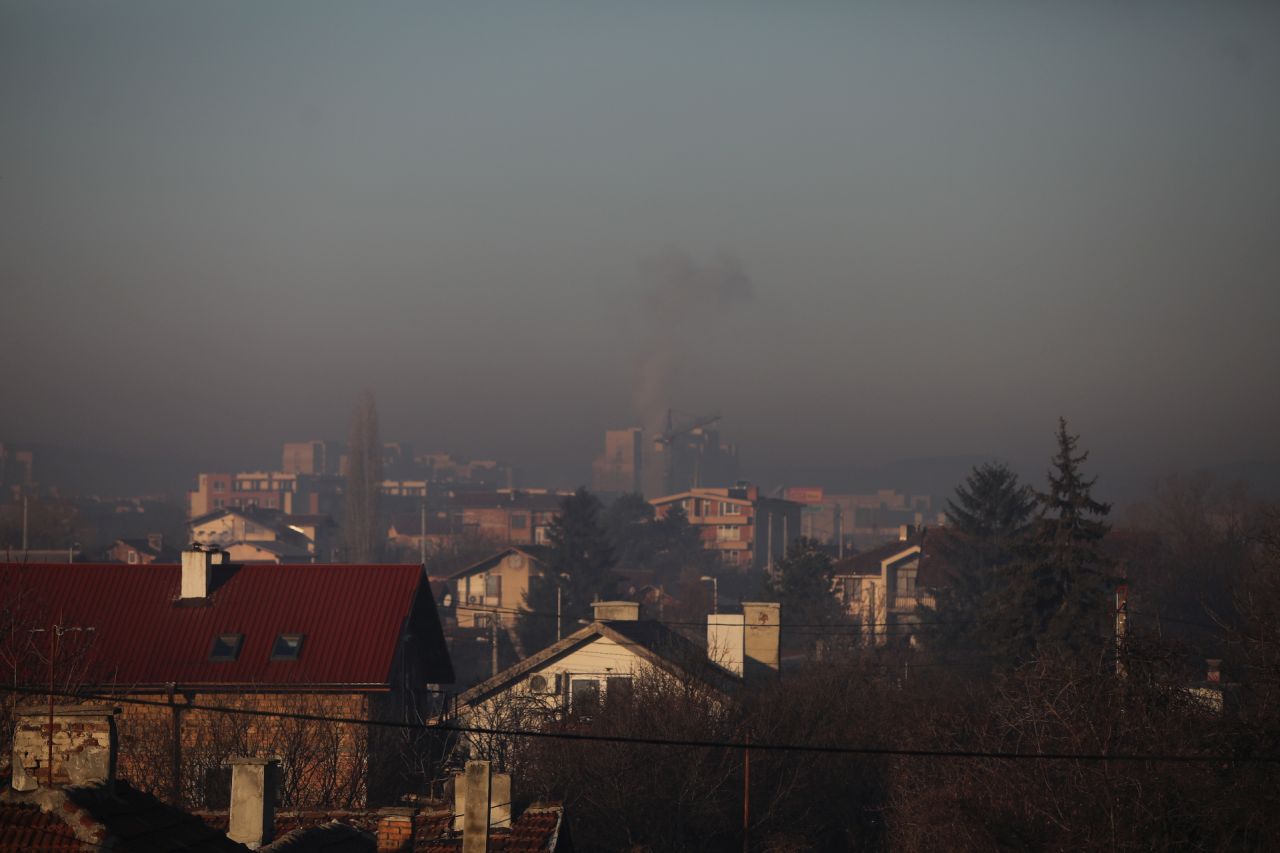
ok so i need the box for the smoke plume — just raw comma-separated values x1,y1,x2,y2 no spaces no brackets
633,249,755,429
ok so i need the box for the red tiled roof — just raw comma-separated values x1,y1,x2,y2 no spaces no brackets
0,801,84,852
415,804,567,852
0,562,450,689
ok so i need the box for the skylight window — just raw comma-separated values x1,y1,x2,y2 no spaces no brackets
271,633,305,661
209,633,243,662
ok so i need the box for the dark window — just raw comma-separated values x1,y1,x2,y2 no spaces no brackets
271,633,305,661
485,574,502,598
510,513,528,529
606,676,633,706
209,633,243,662
571,679,600,714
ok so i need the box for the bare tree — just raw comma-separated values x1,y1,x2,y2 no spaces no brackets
345,391,383,562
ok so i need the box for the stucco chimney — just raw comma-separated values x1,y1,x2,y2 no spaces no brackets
742,602,781,681
181,546,213,599
899,524,916,542
11,705,119,792
707,613,746,676
462,760,491,853
591,600,640,621
227,757,280,849
453,769,512,831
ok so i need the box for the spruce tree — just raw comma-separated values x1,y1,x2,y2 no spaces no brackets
518,488,617,651
987,418,1113,663
927,462,1034,648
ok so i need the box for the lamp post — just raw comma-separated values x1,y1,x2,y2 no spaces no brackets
700,575,718,615
555,573,572,641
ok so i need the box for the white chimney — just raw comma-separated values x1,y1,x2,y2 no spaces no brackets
591,600,640,622
181,547,213,599
454,769,511,831
743,602,781,680
707,614,745,676
228,757,279,849
462,760,491,853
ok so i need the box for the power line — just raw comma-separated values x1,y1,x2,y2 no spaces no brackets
3,684,1273,766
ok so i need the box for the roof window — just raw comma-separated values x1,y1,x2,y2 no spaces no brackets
209,633,243,662
271,633,305,661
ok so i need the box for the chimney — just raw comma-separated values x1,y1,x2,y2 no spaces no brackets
181,546,213,599
707,613,746,676
899,524,916,542
1206,659,1223,683
591,600,640,622
453,769,512,831
462,760,491,853
227,757,280,849
742,602,781,681
147,532,164,552
11,705,119,792
375,807,416,853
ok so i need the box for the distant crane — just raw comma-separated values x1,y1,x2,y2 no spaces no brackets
651,409,722,492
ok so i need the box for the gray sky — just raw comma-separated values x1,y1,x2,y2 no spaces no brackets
3,1,1278,496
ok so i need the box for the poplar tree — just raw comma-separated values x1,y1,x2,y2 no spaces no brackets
344,391,383,562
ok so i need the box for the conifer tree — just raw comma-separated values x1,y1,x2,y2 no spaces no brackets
927,462,1034,648
518,488,617,650
986,418,1113,663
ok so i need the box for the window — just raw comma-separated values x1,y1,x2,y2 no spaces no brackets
213,481,225,492
510,513,528,529
571,679,600,715
723,502,742,515
213,498,224,508
485,574,502,598
606,676,633,706
270,633,305,661
716,525,738,542
724,550,741,566
209,633,244,662
844,578,861,602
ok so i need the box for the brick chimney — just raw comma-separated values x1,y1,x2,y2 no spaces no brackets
1206,659,1223,683
591,600,640,622
10,705,119,792
375,807,416,853
227,757,280,849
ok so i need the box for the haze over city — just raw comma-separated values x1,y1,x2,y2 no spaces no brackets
4,1,1278,501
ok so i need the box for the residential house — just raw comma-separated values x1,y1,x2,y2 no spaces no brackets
651,485,803,572
188,472,342,519
830,526,938,646
444,547,547,630
107,534,180,565
446,601,778,758
188,507,333,562
0,551,454,808
442,491,565,547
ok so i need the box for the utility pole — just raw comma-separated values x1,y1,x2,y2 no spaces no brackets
33,622,94,785
1115,584,1129,679
490,616,499,679
742,730,750,853
419,498,427,566
22,496,29,556
835,504,844,560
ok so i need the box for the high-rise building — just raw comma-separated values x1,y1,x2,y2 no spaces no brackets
591,428,644,495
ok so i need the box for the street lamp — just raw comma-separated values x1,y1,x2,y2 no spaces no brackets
556,572,572,641
700,575,718,615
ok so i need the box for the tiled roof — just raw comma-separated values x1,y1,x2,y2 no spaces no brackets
260,821,374,853
831,535,924,576
0,781,247,852
415,804,568,852
0,562,452,689
445,548,548,581
0,801,83,852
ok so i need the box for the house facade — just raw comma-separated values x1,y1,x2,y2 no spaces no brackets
0,551,454,808
446,547,547,629
830,527,937,646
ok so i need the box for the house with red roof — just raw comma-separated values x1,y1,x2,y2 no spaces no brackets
0,547,454,809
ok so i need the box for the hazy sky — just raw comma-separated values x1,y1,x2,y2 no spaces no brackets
3,1,1278,494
